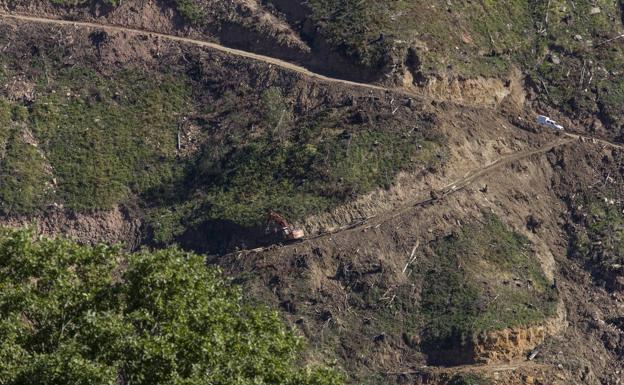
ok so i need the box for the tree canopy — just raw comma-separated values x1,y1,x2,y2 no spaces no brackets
0,228,342,385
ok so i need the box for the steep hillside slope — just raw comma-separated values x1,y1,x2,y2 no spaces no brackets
0,16,444,253
1,2,624,385
5,1,623,137
268,0,624,141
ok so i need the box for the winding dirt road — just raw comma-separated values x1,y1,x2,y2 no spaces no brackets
0,12,390,93
3,12,624,246
266,136,577,247
246,131,623,251
5,11,624,379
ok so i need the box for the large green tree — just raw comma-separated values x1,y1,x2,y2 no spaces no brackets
0,228,342,385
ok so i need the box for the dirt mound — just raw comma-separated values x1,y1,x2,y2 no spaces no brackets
1,205,142,249
474,302,567,364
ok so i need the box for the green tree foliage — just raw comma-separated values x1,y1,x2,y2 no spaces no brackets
0,228,344,385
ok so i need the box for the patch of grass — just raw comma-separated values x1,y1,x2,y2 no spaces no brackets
0,99,50,215
28,67,190,211
420,213,557,350
0,127,50,215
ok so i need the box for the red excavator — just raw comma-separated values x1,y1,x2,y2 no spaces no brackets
266,211,305,241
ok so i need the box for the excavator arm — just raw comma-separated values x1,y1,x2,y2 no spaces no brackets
267,212,290,229
266,211,304,240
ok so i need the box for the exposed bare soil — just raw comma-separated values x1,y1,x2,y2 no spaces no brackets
2,204,142,249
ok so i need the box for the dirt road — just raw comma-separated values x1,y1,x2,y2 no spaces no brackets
310,132,624,240
308,137,575,236
564,132,624,149
237,136,577,256
3,12,624,245
0,12,390,93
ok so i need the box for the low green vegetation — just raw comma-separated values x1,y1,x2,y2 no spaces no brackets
147,87,442,243
29,67,189,211
0,227,343,385
0,99,50,215
306,0,534,77
306,0,402,69
0,126,50,215
170,0,205,24
420,213,557,351
569,192,624,289
304,0,624,132
0,64,190,216
530,1,624,129
184,91,440,225
0,38,444,247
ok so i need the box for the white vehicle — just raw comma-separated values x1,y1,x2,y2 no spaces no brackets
537,115,564,130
